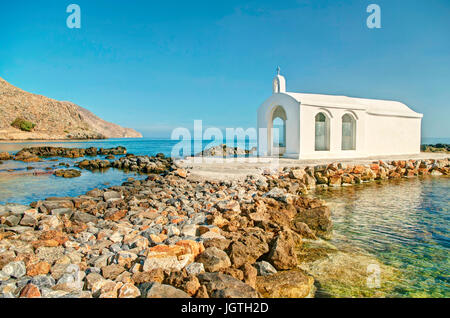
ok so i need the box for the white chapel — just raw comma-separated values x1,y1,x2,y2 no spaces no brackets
257,69,423,159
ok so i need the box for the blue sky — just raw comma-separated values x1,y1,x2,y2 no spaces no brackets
0,0,449,139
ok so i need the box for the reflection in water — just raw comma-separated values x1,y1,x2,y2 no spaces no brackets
315,177,449,297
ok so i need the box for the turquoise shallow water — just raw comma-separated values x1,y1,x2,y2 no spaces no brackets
315,177,450,297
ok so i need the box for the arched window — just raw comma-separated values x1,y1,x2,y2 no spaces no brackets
342,114,356,150
315,112,330,151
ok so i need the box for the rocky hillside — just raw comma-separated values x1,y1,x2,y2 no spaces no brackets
0,77,142,140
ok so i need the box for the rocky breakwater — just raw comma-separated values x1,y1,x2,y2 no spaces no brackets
274,158,449,191
0,169,331,298
196,144,256,157
14,146,127,160
76,153,174,175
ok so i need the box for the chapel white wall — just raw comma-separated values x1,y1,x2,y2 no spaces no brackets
364,115,421,156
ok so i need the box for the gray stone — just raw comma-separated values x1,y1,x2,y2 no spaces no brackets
72,211,98,224
51,208,74,219
1,261,26,278
181,224,198,237
0,271,10,281
31,275,56,289
254,261,277,276
5,215,21,227
185,262,205,276
4,203,29,215
103,191,122,201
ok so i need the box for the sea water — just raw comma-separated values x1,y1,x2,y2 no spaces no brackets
314,177,449,297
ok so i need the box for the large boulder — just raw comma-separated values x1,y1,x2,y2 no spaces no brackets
227,229,271,268
256,270,314,298
196,247,231,272
294,205,332,239
266,230,300,270
143,282,190,298
197,272,259,298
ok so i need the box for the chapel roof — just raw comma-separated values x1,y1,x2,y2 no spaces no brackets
283,92,423,118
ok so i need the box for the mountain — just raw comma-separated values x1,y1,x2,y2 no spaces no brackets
0,76,142,140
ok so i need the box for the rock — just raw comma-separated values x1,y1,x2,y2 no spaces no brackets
118,283,141,298
20,283,41,298
86,188,103,197
174,169,187,178
0,271,10,281
228,232,269,268
2,261,26,278
328,175,342,187
254,261,277,276
0,152,11,160
104,208,127,221
256,270,314,298
185,262,205,276
144,282,190,298
197,272,259,298
20,213,38,227
101,264,126,280
289,169,306,180
27,261,51,276
164,271,201,296
54,169,81,178
181,224,198,237
132,269,165,284
291,220,317,239
72,211,98,224
294,206,332,239
263,187,291,203
103,191,122,201
5,215,21,227
196,247,231,272
203,238,231,251
35,246,65,264
267,230,300,270
242,263,257,289
30,275,56,289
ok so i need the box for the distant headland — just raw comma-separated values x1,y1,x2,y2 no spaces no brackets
0,76,142,141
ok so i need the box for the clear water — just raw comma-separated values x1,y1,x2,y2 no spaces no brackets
0,138,255,204
314,177,450,297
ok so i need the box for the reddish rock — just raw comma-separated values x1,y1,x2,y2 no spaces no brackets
104,209,128,221
267,230,300,270
26,261,51,276
20,284,41,298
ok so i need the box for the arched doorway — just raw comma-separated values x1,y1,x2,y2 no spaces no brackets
270,106,287,156
315,112,330,151
342,113,356,150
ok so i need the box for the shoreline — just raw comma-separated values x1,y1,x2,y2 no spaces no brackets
0,149,448,298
